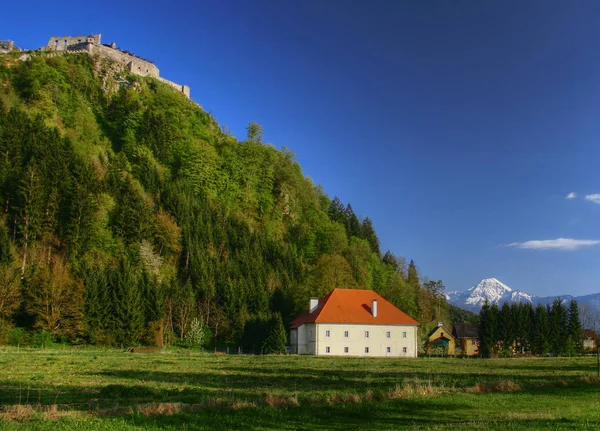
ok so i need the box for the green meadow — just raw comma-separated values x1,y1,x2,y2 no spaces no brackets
0,348,599,430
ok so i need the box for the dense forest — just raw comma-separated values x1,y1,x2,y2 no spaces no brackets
0,52,450,349
478,299,583,357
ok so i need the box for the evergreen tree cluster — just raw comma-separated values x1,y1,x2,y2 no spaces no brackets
479,299,583,358
0,53,449,347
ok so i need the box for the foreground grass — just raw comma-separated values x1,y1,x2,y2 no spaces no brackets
0,347,599,429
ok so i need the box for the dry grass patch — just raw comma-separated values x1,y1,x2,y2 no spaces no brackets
264,394,299,408
469,380,521,393
328,393,361,404
134,402,183,416
0,405,36,422
230,400,258,409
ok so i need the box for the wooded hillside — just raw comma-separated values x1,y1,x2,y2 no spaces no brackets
0,52,448,347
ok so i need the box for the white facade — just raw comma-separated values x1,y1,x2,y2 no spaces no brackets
292,322,418,358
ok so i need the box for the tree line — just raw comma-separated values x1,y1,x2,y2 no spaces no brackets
478,299,583,357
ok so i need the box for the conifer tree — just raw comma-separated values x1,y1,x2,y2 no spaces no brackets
533,304,551,355
108,259,144,347
567,299,583,354
550,299,568,356
407,260,420,289
262,312,287,354
479,300,498,358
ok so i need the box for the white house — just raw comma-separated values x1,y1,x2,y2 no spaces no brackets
289,288,419,357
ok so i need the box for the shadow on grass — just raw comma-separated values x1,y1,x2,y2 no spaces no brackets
86,366,594,393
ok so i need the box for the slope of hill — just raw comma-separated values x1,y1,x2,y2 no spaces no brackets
0,51,444,347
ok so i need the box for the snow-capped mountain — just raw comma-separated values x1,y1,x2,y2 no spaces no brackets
446,278,533,311
446,278,596,312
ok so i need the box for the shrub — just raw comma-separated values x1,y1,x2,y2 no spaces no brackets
8,327,29,346
30,330,54,348
184,318,206,348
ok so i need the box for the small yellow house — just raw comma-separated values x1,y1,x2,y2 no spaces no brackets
453,324,480,357
427,323,455,355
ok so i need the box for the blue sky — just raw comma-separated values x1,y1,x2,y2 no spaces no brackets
3,1,600,297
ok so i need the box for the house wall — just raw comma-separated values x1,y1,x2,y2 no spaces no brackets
459,338,479,356
427,326,455,355
311,323,418,358
294,323,316,355
583,339,597,350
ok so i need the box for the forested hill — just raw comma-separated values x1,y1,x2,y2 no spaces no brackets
0,52,448,348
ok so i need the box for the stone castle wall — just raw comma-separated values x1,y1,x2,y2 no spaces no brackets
0,40,18,53
40,34,189,98
157,77,191,98
46,34,101,51
88,44,160,78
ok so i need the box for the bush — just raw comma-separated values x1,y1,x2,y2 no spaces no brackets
8,327,29,346
30,330,54,348
184,318,207,348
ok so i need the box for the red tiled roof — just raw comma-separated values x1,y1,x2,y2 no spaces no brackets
289,288,419,328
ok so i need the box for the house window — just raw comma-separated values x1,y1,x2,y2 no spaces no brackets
402,331,407,338
386,331,391,338
365,331,370,338
441,332,444,337
325,330,330,338
344,330,349,338
365,347,370,354
402,347,407,353
344,347,349,353
471,340,476,346
386,347,391,353
326,346,331,353
309,330,313,340
55,40,58,48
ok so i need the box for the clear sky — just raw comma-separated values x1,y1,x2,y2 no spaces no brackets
3,1,600,297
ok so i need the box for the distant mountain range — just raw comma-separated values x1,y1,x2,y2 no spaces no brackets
446,278,600,313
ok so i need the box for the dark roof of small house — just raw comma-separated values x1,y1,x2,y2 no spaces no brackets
583,329,598,340
453,323,479,339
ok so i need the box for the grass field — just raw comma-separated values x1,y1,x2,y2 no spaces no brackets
0,347,599,430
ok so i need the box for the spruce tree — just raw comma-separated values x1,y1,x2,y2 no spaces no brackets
567,299,583,354
550,299,568,356
479,300,498,358
262,313,287,354
498,302,515,356
533,304,551,355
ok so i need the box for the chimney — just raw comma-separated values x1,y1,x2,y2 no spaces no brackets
309,298,319,314
372,300,378,317
438,321,444,327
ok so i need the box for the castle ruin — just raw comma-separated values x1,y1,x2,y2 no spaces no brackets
0,40,19,54
43,34,190,98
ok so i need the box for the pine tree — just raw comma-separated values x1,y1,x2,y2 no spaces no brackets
108,259,144,347
479,300,498,358
262,312,287,354
567,299,583,354
550,299,568,356
407,260,419,289
533,304,551,355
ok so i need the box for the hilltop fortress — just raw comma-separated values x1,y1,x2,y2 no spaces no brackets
42,34,190,98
